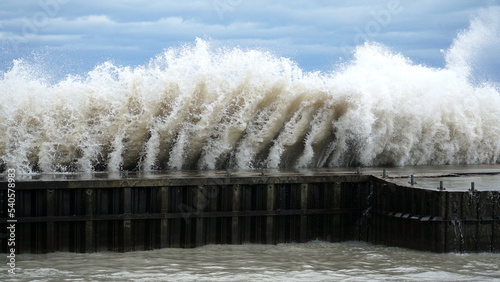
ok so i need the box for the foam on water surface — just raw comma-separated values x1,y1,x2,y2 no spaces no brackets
2,242,499,281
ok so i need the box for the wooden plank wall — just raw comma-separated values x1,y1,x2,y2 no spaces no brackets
1,175,499,253
0,177,367,253
369,179,500,253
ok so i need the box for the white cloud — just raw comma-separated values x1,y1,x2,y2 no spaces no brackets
0,0,498,75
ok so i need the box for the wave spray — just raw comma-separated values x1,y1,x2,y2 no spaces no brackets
1,15,499,173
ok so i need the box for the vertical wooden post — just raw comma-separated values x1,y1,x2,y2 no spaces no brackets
333,182,341,242
122,187,132,252
96,189,109,251
84,188,94,253
463,190,478,252
172,187,182,248
399,187,408,248
207,186,218,244
232,184,241,244
255,185,263,243
493,192,500,252
59,190,71,252
445,192,462,253
220,186,229,244
45,189,55,253
390,184,399,245
158,187,169,248
323,183,333,242
477,192,493,252
373,184,382,245
195,186,206,247
277,185,286,243
300,183,308,243
244,186,252,243
147,189,155,250
356,182,369,242
36,190,43,253
415,189,425,251
182,186,193,249
422,191,433,252
111,188,120,252
433,191,446,253
134,188,145,251
72,190,81,253
266,184,275,244
22,190,32,252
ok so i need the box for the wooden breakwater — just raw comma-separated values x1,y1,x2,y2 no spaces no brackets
370,176,500,253
0,172,499,253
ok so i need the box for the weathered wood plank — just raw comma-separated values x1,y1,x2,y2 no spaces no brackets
300,183,308,243
232,184,241,244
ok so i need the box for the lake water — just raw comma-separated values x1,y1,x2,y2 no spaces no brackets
2,241,499,281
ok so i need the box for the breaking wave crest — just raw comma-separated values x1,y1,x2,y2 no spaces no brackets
1,17,500,173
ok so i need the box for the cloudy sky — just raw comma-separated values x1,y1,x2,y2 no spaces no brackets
0,0,499,80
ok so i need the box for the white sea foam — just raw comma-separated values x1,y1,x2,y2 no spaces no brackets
1,14,499,173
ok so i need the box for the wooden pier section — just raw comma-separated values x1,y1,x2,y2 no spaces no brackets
1,171,499,253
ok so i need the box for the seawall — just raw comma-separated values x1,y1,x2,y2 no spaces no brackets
1,170,499,253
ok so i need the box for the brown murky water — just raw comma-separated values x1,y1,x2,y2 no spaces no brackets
2,241,499,281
